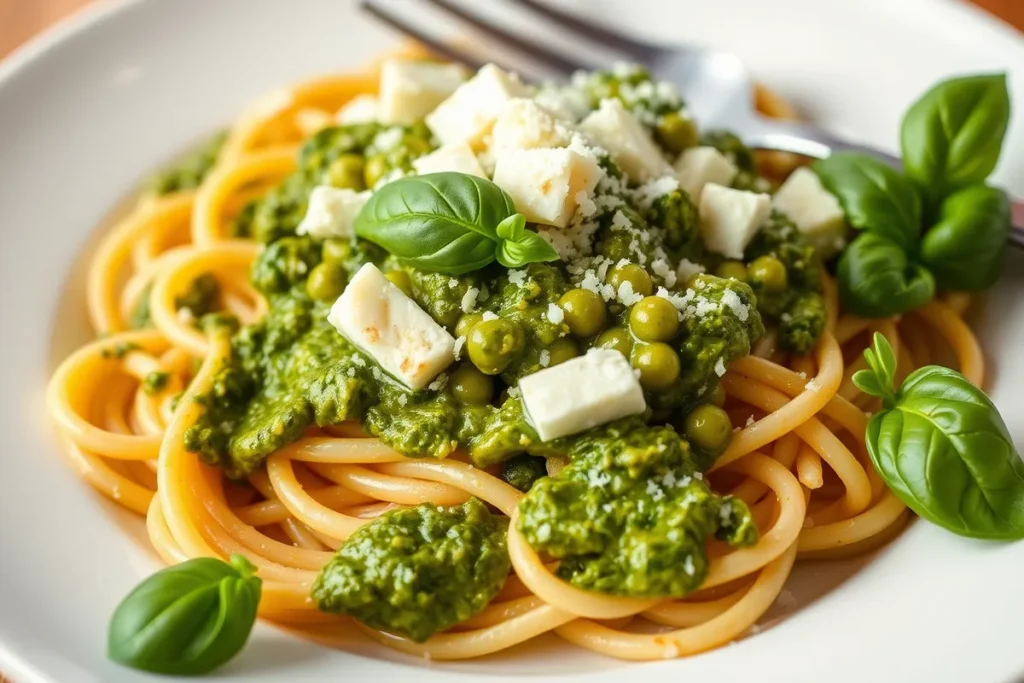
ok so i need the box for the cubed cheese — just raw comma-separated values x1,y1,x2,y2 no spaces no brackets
328,264,455,390
518,348,646,441
492,147,601,228
772,167,848,258
425,64,528,148
296,186,370,239
412,142,486,178
490,98,570,152
699,184,772,259
378,59,466,126
578,98,672,181
674,146,738,201
335,94,380,124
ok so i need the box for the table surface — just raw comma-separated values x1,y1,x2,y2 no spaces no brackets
0,0,1022,59
0,1,1020,683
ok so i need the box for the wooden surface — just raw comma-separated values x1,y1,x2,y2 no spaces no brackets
0,0,1022,58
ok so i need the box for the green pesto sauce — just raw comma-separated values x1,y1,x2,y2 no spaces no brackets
130,273,223,330
312,497,509,642
142,371,170,395
147,131,226,196
517,419,757,597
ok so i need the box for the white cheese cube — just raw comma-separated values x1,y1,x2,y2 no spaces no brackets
335,94,380,125
426,63,528,148
378,59,466,126
773,167,848,259
492,147,601,228
412,142,486,178
518,348,646,442
578,98,672,181
296,186,370,239
490,98,570,152
328,264,455,390
674,147,738,201
699,184,772,260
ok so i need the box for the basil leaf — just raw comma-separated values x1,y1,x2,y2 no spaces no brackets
812,152,922,250
867,365,1024,540
837,232,934,318
495,214,559,268
920,184,1011,291
108,554,262,675
900,73,1010,201
355,173,515,275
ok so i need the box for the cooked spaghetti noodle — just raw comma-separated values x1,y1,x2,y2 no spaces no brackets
47,53,986,663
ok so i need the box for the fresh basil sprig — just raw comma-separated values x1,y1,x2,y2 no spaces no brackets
108,554,262,675
901,74,1011,203
354,172,558,275
813,73,1011,317
854,333,1024,540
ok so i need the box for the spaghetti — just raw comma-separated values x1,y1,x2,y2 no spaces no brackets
46,56,986,663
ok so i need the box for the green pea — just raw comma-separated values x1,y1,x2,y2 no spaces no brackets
547,338,579,366
606,263,653,298
631,342,680,390
450,364,495,405
707,382,727,407
468,318,524,375
404,136,432,158
715,260,749,283
558,289,606,338
748,255,788,294
306,263,347,302
325,154,365,190
595,327,633,356
455,312,484,339
322,239,352,265
655,112,699,155
385,270,414,297
363,154,390,188
684,404,733,454
629,296,680,342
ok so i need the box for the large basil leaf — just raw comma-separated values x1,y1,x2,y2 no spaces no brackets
355,173,513,275
812,152,922,250
867,365,1024,540
900,73,1010,201
837,232,934,318
108,555,262,675
920,184,1011,291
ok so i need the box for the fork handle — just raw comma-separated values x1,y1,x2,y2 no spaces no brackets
740,116,1024,249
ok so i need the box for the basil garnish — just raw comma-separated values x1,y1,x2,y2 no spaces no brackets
354,172,558,275
815,73,1011,316
108,554,262,675
900,73,1011,204
854,334,1024,540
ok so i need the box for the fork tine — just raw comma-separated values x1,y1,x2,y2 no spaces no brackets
509,0,659,59
423,0,594,75
361,0,486,71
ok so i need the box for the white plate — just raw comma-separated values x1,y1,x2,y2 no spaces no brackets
1,0,1022,681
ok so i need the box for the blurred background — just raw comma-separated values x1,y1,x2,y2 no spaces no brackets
0,0,1021,59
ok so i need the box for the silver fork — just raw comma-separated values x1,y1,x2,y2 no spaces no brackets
361,0,1024,248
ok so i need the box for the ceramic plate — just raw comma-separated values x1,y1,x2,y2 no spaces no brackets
1,0,1022,681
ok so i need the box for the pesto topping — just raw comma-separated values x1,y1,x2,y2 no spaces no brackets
517,419,756,597
142,371,170,395
147,131,226,196
312,498,509,642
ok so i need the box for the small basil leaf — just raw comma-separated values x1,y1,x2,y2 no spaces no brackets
920,184,1011,291
867,366,1024,540
837,232,935,318
354,172,517,275
495,214,559,268
852,369,885,399
900,73,1010,201
108,555,262,675
812,152,922,250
